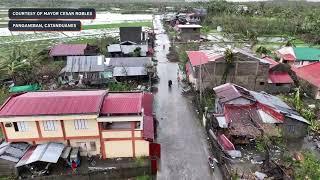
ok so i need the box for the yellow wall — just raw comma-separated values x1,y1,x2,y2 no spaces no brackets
102,131,131,139
97,116,143,122
105,140,133,158
135,140,149,157
134,131,142,138
0,115,98,122
39,121,63,138
69,139,101,156
4,121,39,139
64,119,99,137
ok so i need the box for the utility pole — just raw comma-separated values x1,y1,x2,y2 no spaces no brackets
199,56,202,104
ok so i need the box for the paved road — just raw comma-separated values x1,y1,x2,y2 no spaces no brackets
153,15,223,180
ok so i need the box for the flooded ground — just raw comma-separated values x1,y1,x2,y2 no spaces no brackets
0,11,152,44
153,15,223,180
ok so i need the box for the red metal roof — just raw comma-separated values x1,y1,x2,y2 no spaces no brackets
268,72,293,84
217,134,235,151
143,115,154,142
187,51,209,66
187,50,223,67
0,91,106,116
293,62,320,88
142,93,153,116
101,92,143,114
262,56,279,69
49,44,87,57
282,54,295,61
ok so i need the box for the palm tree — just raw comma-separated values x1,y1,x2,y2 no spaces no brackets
0,47,31,84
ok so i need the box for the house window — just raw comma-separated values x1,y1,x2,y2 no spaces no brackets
259,82,265,85
74,119,88,130
13,122,28,132
288,125,295,133
90,142,96,151
276,83,282,86
43,120,56,131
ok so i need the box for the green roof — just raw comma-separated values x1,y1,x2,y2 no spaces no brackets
293,47,320,61
9,84,40,93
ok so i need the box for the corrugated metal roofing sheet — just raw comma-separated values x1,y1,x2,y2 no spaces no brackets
16,143,65,167
113,67,147,77
49,44,87,57
107,44,121,52
294,47,320,61
268,72,293,84
63,56,105,73
109,57,151,67
213,83,254,103
0,90,106,116
293,62,320,88
142,93,153,116
143,115,154,141
101,93,143,114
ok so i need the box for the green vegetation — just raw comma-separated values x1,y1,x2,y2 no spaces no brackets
107,82,134,91
202,1,320,45
287,151,320,179
82,21,153,30
135,175,151,180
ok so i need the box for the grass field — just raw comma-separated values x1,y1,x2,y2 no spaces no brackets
82,21,152,30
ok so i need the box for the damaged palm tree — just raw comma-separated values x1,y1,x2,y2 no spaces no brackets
221,48,234,84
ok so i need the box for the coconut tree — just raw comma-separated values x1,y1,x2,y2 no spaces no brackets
0,48,30,84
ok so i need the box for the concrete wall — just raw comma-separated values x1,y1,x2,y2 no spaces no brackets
105,140,133,158
102,131,132,138
298,78,320,100
69,138,101,156
281,117,308,139
180,28,200,41
39,120,64,138
135,140,149,157
120,27,142,43
266,83,292,94
64,119,99,137
192,60,269,91
4,121,39,140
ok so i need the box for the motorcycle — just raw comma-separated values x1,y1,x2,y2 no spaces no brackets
208,156,218,172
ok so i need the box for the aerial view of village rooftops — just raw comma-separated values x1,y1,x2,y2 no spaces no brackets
0,0,320,179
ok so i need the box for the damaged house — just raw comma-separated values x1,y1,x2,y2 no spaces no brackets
186,49,269,91
212,83,309,144
207,83,309,178
59,55,113,85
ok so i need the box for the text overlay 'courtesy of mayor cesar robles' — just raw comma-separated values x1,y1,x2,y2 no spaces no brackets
8,8,96,31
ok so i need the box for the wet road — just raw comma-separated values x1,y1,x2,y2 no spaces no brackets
153,15,223,180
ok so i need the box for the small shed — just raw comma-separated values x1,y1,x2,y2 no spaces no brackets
177,24,202,41
49,44,98,60
59,55,112,85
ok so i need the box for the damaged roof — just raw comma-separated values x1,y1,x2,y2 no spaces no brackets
213,83,255,103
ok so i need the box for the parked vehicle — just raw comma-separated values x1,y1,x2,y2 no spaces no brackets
208,156,218,172
67,147,81,168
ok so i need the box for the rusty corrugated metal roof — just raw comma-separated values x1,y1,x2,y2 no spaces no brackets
49,44,87,57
